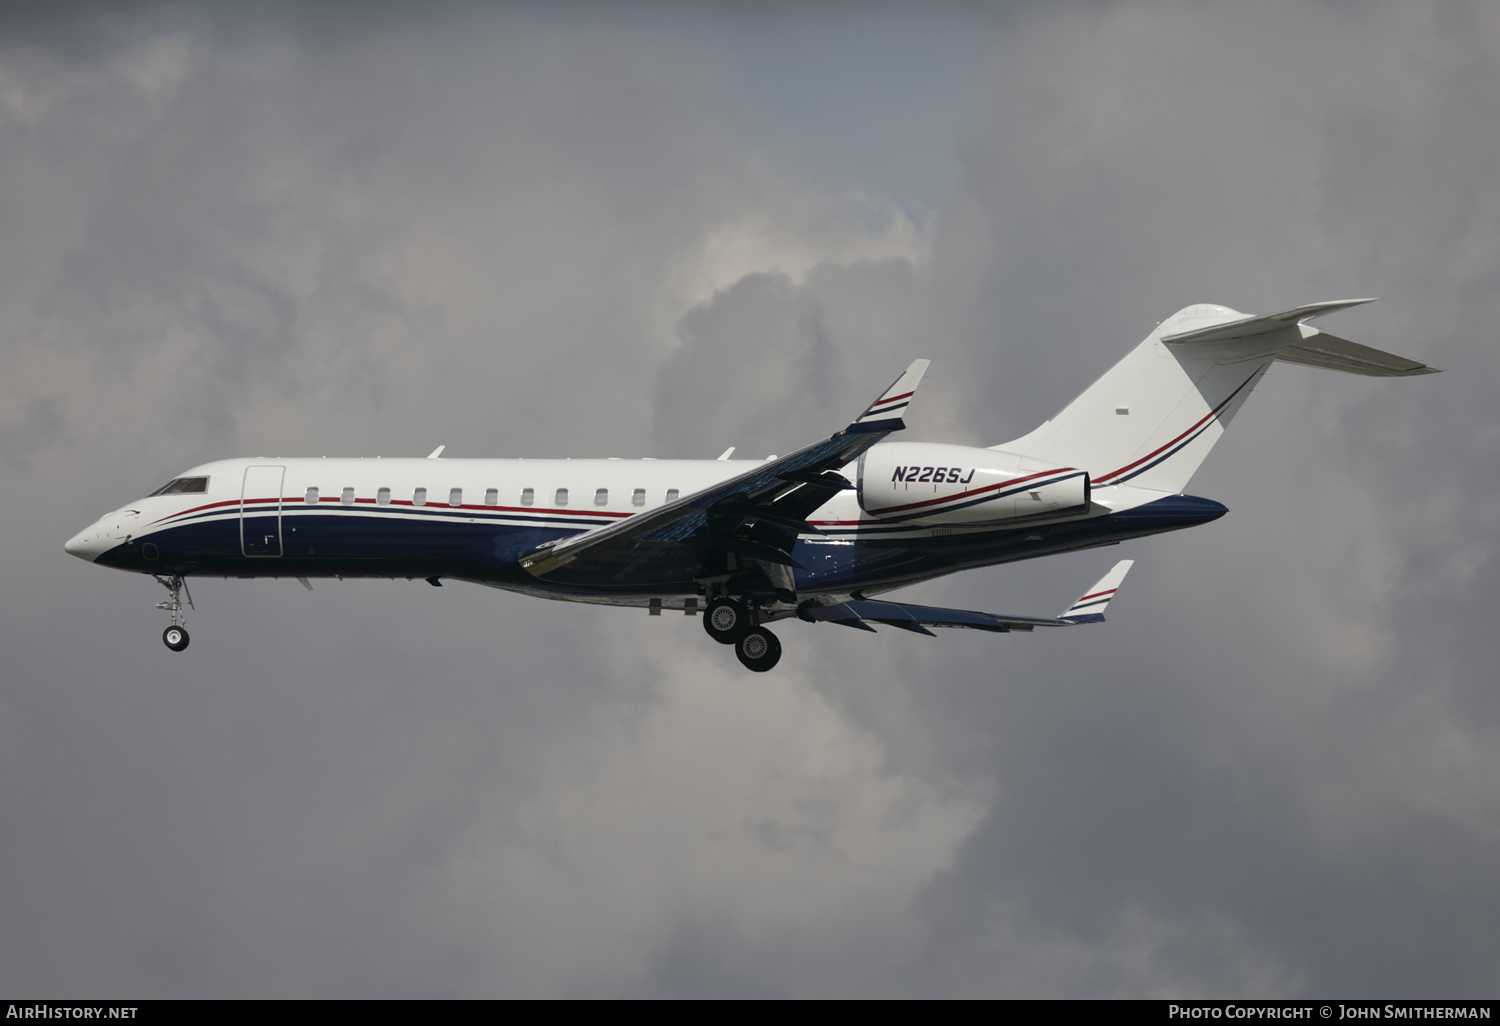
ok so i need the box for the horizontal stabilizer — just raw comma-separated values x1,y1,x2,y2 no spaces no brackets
1160,298,1378,345
1274,330,1439,377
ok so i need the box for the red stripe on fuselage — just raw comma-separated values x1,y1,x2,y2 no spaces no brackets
152,495,633,526
150,498,240,524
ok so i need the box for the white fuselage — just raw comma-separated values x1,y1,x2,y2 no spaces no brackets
63,450,1213,616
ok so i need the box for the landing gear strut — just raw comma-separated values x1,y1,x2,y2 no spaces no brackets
735,627,782,672
154,574,194,652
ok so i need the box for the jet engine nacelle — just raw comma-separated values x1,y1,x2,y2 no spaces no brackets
858,442,1090,526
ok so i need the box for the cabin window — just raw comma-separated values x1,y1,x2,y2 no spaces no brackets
556,487,569,506
594,488,608,506
632,488,645,507
149,477,209,496
341,487,355,506
485,488,498,506
413,487,427,506
520,487,534,506
665,488,680,503
449,488,463,507
377,487,391,506
305,487,319,505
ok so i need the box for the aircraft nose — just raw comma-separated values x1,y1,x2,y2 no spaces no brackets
64,524,108,562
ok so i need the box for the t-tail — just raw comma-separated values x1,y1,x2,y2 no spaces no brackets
996,300,1438,494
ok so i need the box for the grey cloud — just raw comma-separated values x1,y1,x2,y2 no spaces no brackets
876,0,1500,996
653,260,928,457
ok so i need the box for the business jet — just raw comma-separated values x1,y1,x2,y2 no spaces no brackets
64,299,1435,671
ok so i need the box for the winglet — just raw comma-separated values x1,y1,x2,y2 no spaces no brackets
847,359,930,433
1060,559,1134,623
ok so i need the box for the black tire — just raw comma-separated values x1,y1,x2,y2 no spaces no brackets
735,627,782,673
703,597,749,645
162,625,190,652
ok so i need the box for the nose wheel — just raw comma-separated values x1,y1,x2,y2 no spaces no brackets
154,574,194,652
735,627,781,672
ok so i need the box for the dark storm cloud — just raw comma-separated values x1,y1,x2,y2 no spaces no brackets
0,7,965,997
886,0,1500,995
2,0,1496,998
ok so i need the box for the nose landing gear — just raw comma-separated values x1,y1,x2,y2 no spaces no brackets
163,624,190,652
154,575,194,652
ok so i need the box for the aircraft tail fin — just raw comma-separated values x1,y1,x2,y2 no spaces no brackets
995,300,1437,494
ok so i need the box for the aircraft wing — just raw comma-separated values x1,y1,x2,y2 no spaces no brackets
802,560,1135,633
517,360,930,586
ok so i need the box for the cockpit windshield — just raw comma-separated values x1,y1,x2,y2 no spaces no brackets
148,476,210,496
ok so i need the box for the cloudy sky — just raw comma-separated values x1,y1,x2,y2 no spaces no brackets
2,0,1496,998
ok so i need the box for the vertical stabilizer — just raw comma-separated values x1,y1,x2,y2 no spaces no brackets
994,300,1432,494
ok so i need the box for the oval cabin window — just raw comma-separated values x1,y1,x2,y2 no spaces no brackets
520,488,534,506
556,488,569,506
449,488,463,507
413,487,427,506
594,488,608,506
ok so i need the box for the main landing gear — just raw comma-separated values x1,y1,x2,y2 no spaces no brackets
154,574,194,652
701,596,782,672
